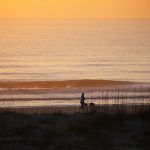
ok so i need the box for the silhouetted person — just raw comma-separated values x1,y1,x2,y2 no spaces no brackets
80,93,87,109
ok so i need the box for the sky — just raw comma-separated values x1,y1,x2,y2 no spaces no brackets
0,0,150,19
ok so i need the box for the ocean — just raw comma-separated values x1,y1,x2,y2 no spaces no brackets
0,19,150,82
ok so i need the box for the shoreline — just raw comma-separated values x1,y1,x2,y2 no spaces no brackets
0,104,150,114
0,79,149,109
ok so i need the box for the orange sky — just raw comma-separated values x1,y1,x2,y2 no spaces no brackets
0,0,150,18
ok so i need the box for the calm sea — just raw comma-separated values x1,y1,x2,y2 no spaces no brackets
0,19,150,82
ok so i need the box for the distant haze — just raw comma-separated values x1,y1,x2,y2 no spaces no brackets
0,0,150,19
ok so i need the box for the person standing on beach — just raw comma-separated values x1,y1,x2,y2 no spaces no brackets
80,93,87,109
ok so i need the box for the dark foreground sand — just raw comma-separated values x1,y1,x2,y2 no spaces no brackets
0,109,150,150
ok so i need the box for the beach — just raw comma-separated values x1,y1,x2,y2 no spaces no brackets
0,79,149,114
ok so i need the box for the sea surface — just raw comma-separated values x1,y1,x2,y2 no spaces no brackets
0,19,150,82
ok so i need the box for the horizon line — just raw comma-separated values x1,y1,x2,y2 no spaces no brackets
0,17,150,20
